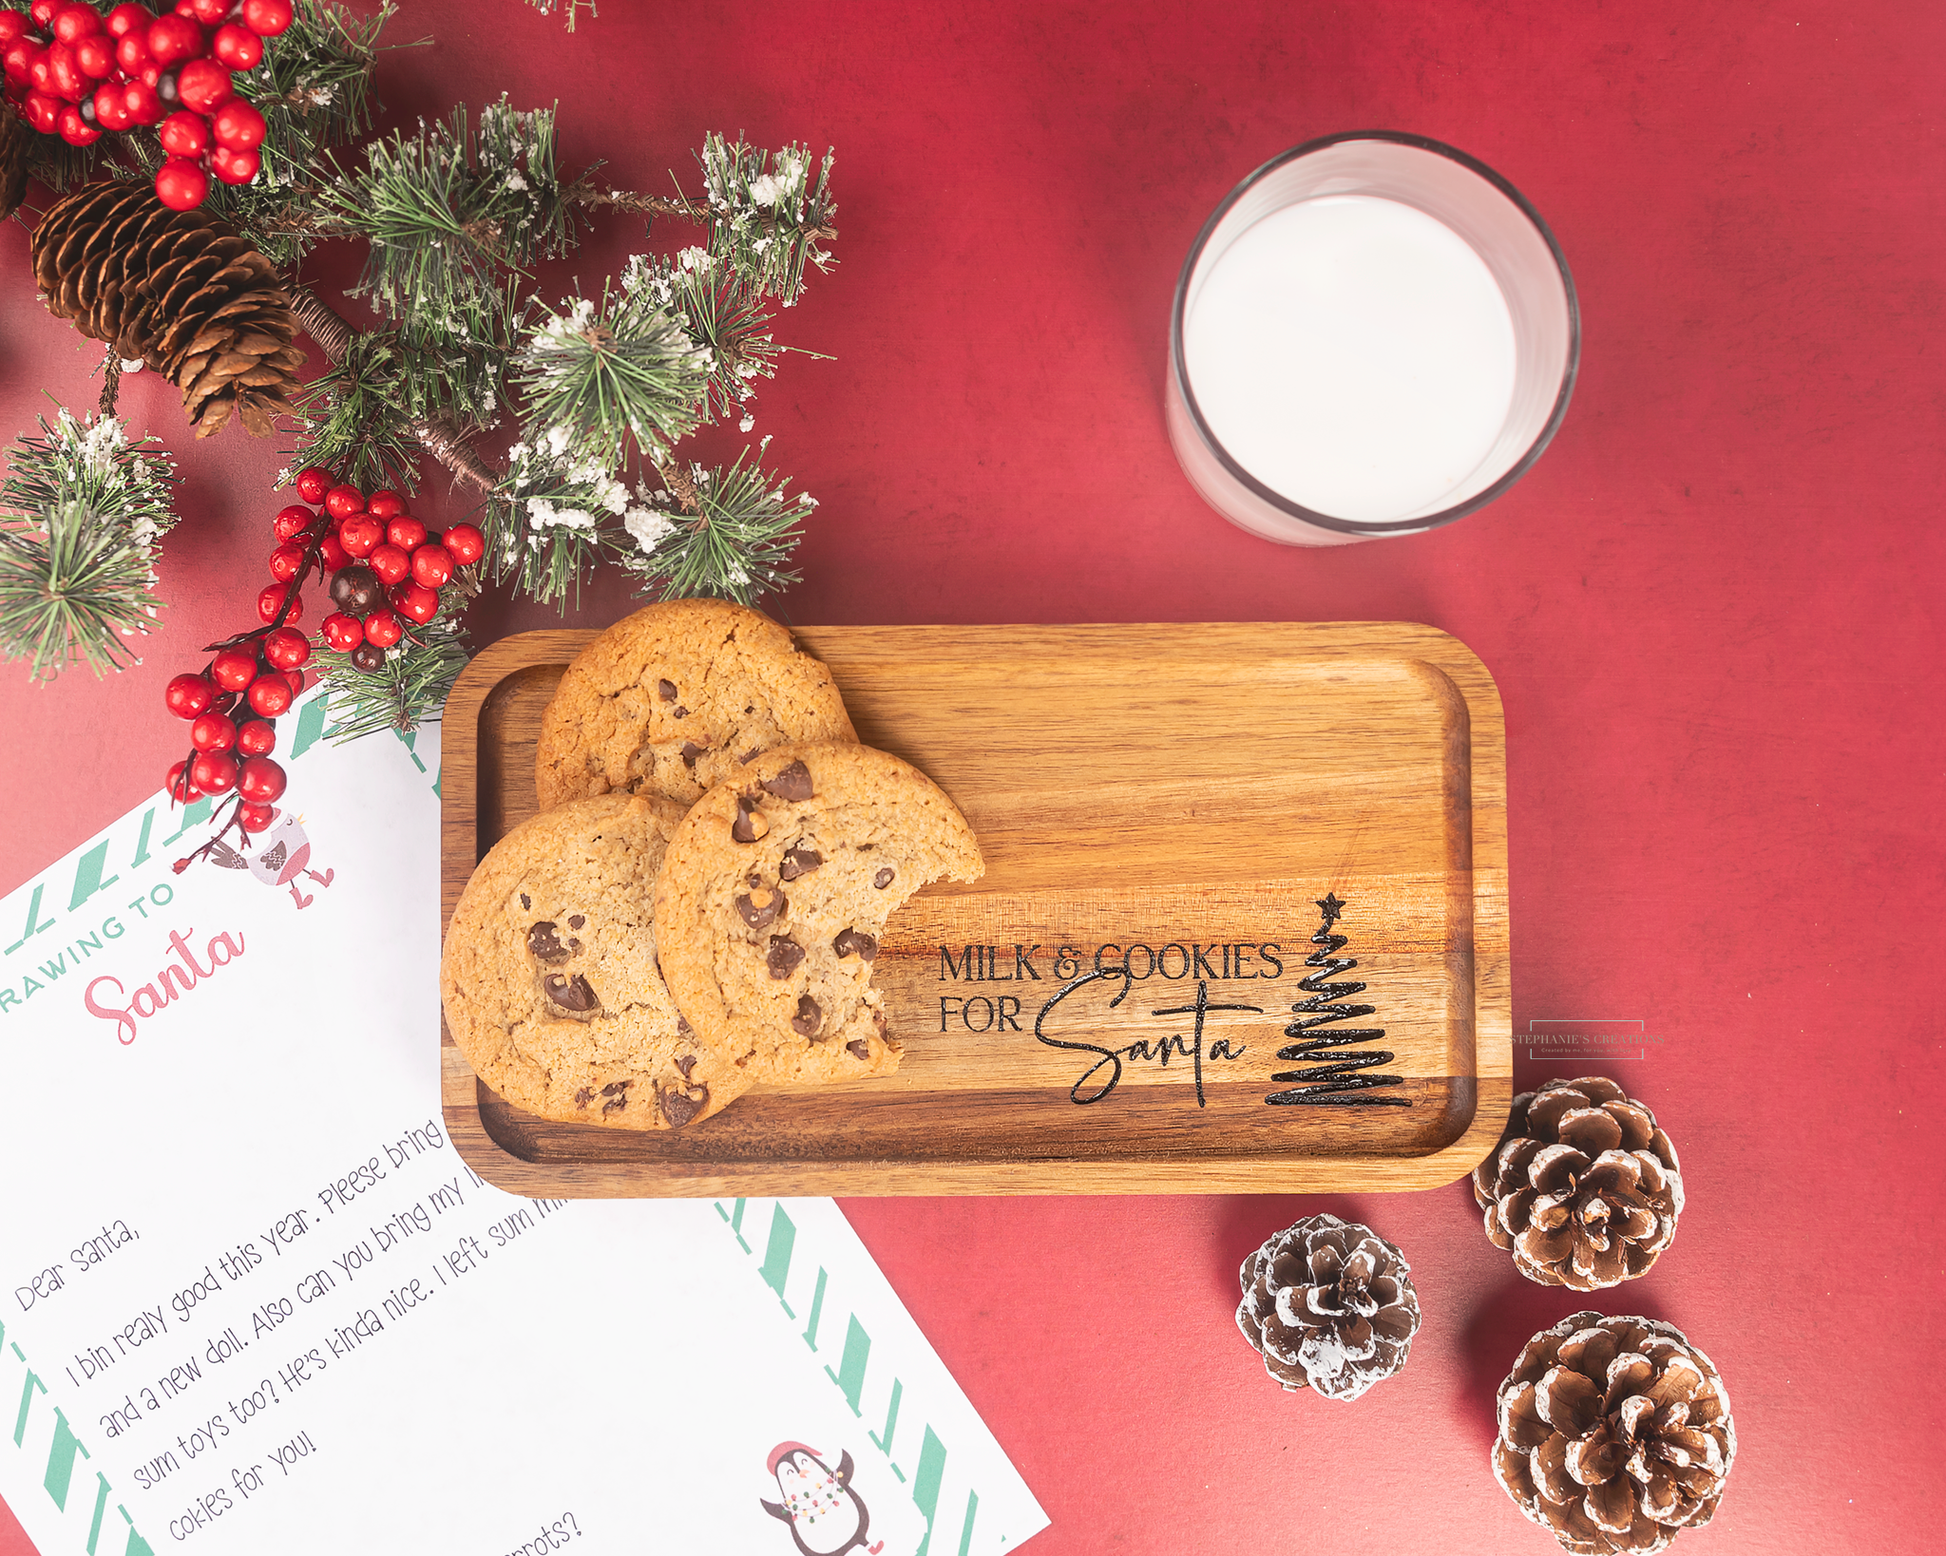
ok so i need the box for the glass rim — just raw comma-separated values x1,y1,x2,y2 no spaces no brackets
1169,129,1582,537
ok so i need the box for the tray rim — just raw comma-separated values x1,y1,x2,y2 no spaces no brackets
438,620,1511,1197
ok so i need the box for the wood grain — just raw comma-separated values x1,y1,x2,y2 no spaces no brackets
439,622,1510,1196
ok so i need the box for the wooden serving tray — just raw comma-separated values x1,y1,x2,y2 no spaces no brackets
440,623,1509,1196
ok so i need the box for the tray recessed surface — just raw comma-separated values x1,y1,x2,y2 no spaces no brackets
440,622,1510,1196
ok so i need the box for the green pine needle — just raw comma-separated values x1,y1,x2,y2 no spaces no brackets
617,448,809,607
0,502,164,679
694,137,837,305
312,615,471,741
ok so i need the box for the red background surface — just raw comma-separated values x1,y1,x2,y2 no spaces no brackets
3,1,1942,1552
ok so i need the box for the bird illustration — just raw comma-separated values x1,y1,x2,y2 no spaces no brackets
760,1443,881,1556
206,810,335,908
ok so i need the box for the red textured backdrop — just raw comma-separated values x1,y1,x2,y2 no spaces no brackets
4,1,1942,1552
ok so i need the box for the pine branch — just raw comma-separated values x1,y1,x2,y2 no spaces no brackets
694,137,838,305
313,614,471,740
0,501,164,678
616,447,810,607
622,251,808,426
3,409,178,547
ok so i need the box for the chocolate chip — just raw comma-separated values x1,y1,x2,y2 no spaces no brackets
600,1080,631,1096
680,741,705,767
847,1039,872,1060
520,893,532,910
601,1094,628,1115
661,1084,708,1127
731,798,769,843
657,678,678,701
766,936,805,979
874,866,895,889
791,994,821,1036
833,927,878,962
543,973,600,1012
675,1054,696,1079
779,844,823,881
762,760,813,802
526,921,571,964
673,705,688,719
740,747,762,764
574,1087,593,1107
567,914,585,930
735,884,785,929
676,1013,692,1036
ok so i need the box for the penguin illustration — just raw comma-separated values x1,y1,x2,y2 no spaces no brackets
207,810,335,908
760,1443,882,1556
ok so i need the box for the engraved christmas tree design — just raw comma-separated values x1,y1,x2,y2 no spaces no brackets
1264,894,1409,1107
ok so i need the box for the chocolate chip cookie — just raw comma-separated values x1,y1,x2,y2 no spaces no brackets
653,743,984,1088
440,794,742,1131
535,600,857,811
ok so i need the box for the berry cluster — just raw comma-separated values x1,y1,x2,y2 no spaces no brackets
161,464,482,852
2,0,292,211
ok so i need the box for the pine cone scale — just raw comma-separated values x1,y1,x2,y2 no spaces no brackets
31,184,303,442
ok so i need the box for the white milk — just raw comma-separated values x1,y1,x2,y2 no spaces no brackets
1182,194,1517,523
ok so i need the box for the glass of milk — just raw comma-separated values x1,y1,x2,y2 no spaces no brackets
1167,131,1578,545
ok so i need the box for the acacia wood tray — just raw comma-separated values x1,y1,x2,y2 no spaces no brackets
440,622,1510,1197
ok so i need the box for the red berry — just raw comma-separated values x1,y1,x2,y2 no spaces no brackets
0,13,27,45
322,613,365,653
237,800,277,832
74,34,113,78
187,0,229,25
282,667,305,697
246,673,293,717
158,108,210,157
155,157,209,211
52,4,101,44
324,484,365,520
257,581,302,624
337,515,383,559
165,672,217,719
318,532,350,572
176,56,230,113
23,92,61,135
211,95,262,149
239,0,292,36
166,759,201,804
384,515,426,551
57,105,100,145
190,750,239,795
272,503,312,541
122,78,164,125
114,29,150,73
4,39,42,87
440,523,486,566
268,541,305,583
145,15,201,66
262,625,310,670
30,0,56,27
367,544,410,587
210,647,258,691
366,490,406,520
211,22,261,68
46,42,84,100
294,467,331,504
238,756,286,804
362,609,402,649
409,543,454,590
211,144,259,186
236,719,277,758
190,711,236,753
391,581,440,624
106,4,152,38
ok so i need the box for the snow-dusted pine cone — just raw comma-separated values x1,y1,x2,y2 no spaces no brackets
1235,1213,1422,1401
1494,1312,1736,1555
1472,1076,1683,1290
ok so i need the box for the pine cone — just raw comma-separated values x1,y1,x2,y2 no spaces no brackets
30,181,304,438
1494,1312,1736,1555
0,110,31,225
1472,1076,1683,1290
1235,1213,1422,1400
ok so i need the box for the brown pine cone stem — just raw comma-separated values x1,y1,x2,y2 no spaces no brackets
1235,1213,1422,1401
1473,1076,1684,1290
1494,1312,1736,1555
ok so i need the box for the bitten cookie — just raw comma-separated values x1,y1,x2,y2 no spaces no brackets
653,743,984,1087
440,794,741,1131
535,599,857,811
